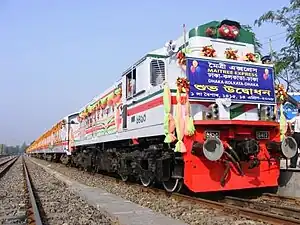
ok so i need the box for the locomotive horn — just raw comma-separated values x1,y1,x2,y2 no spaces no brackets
281,136,298,159
203,137,224,161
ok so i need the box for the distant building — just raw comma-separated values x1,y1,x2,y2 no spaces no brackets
0,144,4,155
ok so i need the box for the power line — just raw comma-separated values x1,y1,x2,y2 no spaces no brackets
261,31,287,40
261,36,287,45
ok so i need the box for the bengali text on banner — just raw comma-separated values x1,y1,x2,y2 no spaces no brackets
186,58,276,104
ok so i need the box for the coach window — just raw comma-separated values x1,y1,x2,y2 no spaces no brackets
150,59,165,86
126,67,136,99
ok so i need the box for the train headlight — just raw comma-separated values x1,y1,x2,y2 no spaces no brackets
281,136,298,159
203,137,224,161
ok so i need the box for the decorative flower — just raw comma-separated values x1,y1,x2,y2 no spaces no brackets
225,48,238,60
107,92,115,106
176,50,187,71
176,51,186,65
101,97,107,109
96,101,101,110
87,105,93,115
176,77,190,93
275,84,288,104
218,25,239,40
244,53,257,62
113,88,122,104
81,108,88,119
201,45,216,57
205,27,216,37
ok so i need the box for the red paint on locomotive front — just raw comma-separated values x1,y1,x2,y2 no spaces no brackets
182,120,281,192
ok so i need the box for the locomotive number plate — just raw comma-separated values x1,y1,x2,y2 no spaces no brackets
205,131,220,139
256,131,269,140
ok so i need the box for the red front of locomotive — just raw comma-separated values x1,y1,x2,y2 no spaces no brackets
182,119,283,192
177,57,296,193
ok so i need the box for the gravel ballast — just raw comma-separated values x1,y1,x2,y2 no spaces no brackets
25,158,117,225
0,157,26,224
29,157,265,225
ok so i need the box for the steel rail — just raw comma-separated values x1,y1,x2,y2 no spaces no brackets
0,156,18,179
223,196,300,221
23,158,43,225
262,193,300,205
0,156,16,166
174,192,300,225
139,187,300,225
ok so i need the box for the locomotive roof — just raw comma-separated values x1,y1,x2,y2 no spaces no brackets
121,31,188,76
121,19,257,77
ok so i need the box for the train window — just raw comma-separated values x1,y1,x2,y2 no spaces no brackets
150,59,165,86
126,68,136,99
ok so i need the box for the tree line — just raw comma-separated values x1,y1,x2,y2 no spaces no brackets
254,0,300,91
0,142,29,155
222,1,299,91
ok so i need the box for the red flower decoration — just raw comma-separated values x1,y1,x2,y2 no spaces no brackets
245,53,256,62
201,45,216,57
176,77,190,93
225,48,238,60
205,27,216,37
176,51,186,65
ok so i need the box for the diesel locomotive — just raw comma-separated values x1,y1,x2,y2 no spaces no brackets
26,19,297,193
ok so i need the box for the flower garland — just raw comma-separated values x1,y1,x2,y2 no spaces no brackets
201,45,216,57
184,93,195,137
174,77,195,152
274,84,288,140
113,88,122,104
176,51,187,71
275,84,288,104
101,97,108,109
163,82,176,143
107,92,115,106
174,86,186,153
78,87,123,121
225,48,238,60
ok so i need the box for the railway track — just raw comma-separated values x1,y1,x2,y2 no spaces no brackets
24,157,115,225
0,156,18,178
259,193,300,207
28,157,300,225
139,187,300,225
1,156,115,225
111,171,300,225
23,157,43,225
0,157,42,225
89,170,300,225
221,195,300,224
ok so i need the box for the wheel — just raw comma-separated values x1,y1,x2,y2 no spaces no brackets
119,174,129,182
162,178,183,193
140,175,154,187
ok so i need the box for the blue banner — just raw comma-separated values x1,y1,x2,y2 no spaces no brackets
187,58,276,104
